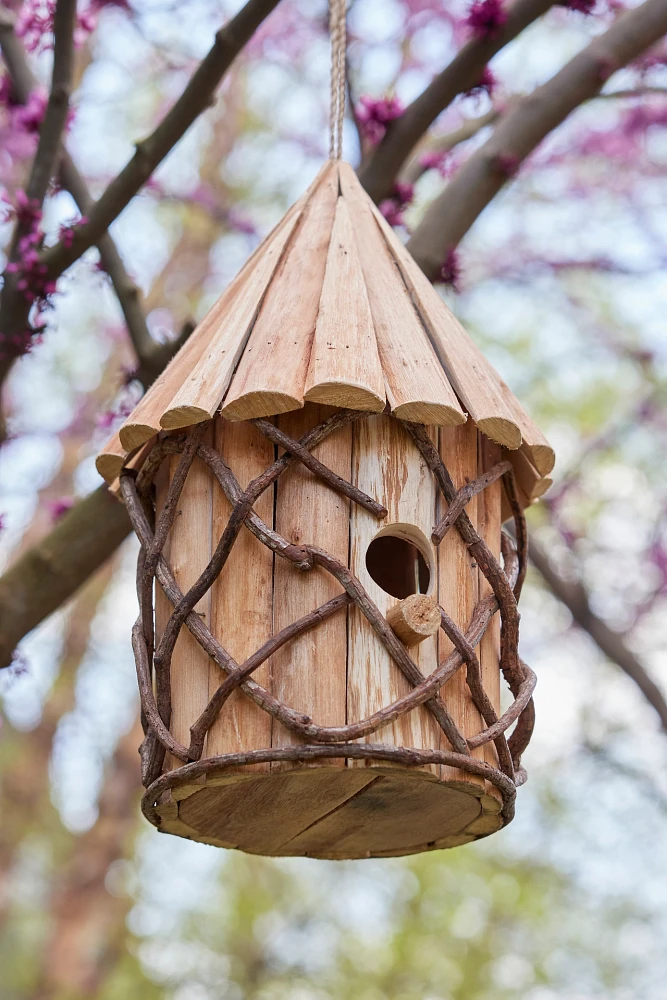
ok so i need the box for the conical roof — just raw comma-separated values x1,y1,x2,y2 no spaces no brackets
97,160,554,500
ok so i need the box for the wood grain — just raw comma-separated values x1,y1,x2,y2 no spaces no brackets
164,435,213,768
95,429,126,484
371,196,540,455
273,770,480,858
177,769,378,855
160,203,304,430
438,421,485,790
206,417,275,766
386,594,440,646
477,434,502,794
348,414,441,776
270,404,350,766
338,163,466,427
221,165,339,421
304,195,385,412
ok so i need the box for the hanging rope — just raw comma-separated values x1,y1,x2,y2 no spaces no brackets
329,0,346,159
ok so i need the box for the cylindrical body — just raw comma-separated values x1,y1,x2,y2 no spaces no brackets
148,405,509,858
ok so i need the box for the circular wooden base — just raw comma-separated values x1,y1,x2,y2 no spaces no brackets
154,766,505,859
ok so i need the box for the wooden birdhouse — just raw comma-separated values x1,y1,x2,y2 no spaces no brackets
97,161,553,859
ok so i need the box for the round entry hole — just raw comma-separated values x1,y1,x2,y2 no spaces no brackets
365,533,431,600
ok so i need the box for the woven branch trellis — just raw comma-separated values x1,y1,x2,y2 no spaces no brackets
121,408,535,842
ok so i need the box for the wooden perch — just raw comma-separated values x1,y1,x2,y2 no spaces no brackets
386,594,441,646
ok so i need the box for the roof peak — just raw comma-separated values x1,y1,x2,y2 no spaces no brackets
97,160,554,491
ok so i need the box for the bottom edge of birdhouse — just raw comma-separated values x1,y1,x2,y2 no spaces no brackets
148,765,505,859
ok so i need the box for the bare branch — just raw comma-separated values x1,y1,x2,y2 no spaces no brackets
529,537,667,734
406,0,667,278
0,0,282,389
402,106,500,185
24,0,77,206
37,0,282,281
0,487,131,669
0,19,155,362
358,0,555,203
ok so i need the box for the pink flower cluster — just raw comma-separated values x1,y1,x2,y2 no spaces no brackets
466,0,507,38
16,0,132,53
465,65,496,98
4,192,55,305
16,1,56,54
58,216,88,249
47,496,75,522
439,249,461,290
13,89,48,135
356,95,404,146
96,395,135,430
419,149,450,175
378,181,415,228
565,0,596,12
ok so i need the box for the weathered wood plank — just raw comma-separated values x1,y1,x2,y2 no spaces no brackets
338,163,466,428
304,195,385,413
478,434,503,797
221,166,339,421
163,436,213,768
270,404,350,767
438,421,485,789
206,418,275,767
348,414,441,776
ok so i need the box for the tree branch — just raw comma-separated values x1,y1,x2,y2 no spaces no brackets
0,0,282,387
529,537,667,734
0,487,131,668
358,0,555,203
406,0,667,278
402,106,500,185
37,0,282,280
24,0,77,206
0,16,155,362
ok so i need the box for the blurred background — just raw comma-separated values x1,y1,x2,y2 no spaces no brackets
1,0,667,996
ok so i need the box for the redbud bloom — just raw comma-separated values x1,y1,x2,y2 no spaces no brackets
466,0,507,37
465,66,496,98
356,95,404,146
47,497,75,522
440,249,461,290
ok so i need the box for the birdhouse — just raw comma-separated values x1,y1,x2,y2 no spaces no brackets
97,161,553,859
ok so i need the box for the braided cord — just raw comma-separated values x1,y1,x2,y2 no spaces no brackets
329,0,346,159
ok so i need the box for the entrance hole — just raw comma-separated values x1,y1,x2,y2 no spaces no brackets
365,530,432,600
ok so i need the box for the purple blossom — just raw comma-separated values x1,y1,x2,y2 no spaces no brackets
96,395,135,430
356,95,404,146
47,496,75,521
0,75,18,108
439,249,461,290
466,0,507,37
16,1,56,54
58,215,88,249
496,152,519,177
227,208,257,236
379,181,414,228
465,65,496,98
419,149,449,174
564,0,596,12
13,89,48,135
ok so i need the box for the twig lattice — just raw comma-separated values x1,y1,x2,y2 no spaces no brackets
119,409,534,830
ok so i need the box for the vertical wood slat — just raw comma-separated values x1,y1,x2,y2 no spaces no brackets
163,435,213,768
271,404,351,767
304,196,385,413
348,415,440,777
438,422,485,790
221,168,339,421
478,435,502,792
154,464,173,766
206,418,275,767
